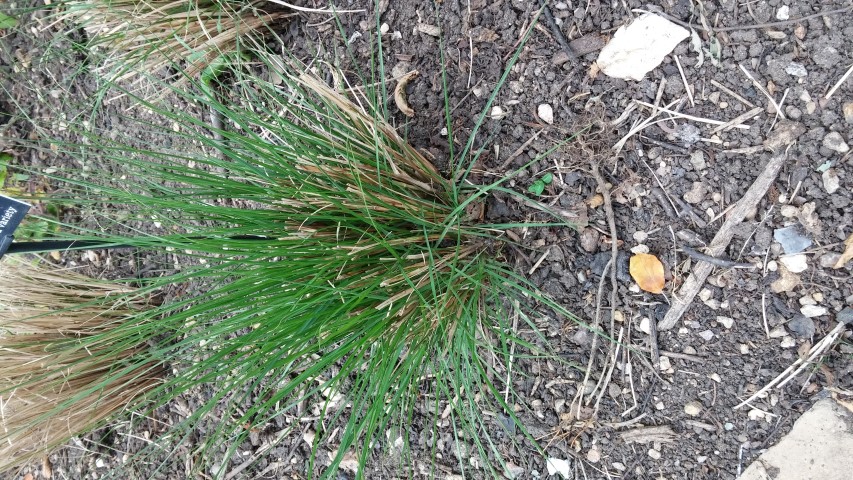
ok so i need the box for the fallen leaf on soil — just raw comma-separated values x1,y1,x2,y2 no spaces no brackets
585,193,604,208
630,253,665,294
595,13,688,80
620,425,676,444
393,70,419,117
833,233,853,269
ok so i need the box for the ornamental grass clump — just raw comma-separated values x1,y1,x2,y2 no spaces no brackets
59,0,291,86
15,37,579,477
0,259,163,471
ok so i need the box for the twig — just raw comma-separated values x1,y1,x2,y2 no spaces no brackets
710,79,756,108
659,152,789,330
634,100,750,128
680,245,755,269
761,293,770,339
650,6,852,33
649,187,678,219
574,257,612,415
825,63,853,101
738,65,785,121
538,0,577,62
674,56,693,107
647,308,660,368
734,322,846,409
605,412,648,428
528,248,550,275
709,107,763,135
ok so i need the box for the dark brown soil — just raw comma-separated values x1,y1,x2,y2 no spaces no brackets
2,0,852,479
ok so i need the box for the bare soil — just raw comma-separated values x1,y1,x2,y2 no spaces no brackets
2,0,852,479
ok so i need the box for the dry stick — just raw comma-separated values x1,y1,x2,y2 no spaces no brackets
709,106,763,135
588,163,619,406
538,0,577,62
574,257,612,417
633,100,750,128
734,322,846,410
659,152,788,330
825,62,853,101
680,245,755,269
674,55,694,107
710,79,756,109
739,65,786,121
656,6,852,33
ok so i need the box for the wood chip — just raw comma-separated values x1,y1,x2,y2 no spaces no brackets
620,425,677,444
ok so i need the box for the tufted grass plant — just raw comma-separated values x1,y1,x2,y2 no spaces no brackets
0,258,164,471
58,0,292,88
9,10,586,478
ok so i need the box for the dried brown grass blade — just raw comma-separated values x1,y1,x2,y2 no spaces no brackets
0,259,162,472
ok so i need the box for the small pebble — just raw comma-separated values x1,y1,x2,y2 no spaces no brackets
659,355,672,371
537,103,554,124
740,344,750,354
684,401,703,416
780,336,796,348
648,449,661,460
843,102,853,124
823,131,850,153
822,169,840,194
766,260,778,272
586,446,601,463
800,305,827,317
819,253,841,268
779,254,808,273
717,316,734,329
689,150,707,170
640,317,652,335
698,330,714,341
787,314,816,338
633,230,649,243
724,422,735,431
768,325,788,338
780,205,799,218
631,244,650,254
776,5,790,20
489,106,506,119
709,373,722,383
799,295,816,306
683,182,707,204
785,62,807,77
684,346,698,355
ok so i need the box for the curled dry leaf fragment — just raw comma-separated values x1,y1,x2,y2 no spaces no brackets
393,70,419,117
629,253,665,294
833,233,853,269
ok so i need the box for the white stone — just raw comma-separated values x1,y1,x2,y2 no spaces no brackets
537,103,554,124
684,401,703,416
489,106,506,119
698,330,714,341
801,305,827,318
640,317,652,335
596,13,689,81
822,169,840,194
546,458,571,478
823,132,850,153
776,6,790,20
648,448,662,460
769,325,788,338
633,230,649,242
780,336,796,348
780,254,809,273
659,355,672,371
717,316,735,329
631,244,650,254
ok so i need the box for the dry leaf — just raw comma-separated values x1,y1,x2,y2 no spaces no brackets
393,70,418,118
833,233,853,269
630,253,665,293
585,193,604,208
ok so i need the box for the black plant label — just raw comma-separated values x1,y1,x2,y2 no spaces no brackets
0,195,31,257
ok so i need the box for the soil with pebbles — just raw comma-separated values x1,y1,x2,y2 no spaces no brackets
2,0,852,479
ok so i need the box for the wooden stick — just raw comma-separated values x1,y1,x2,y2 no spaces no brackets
710,79,756,108
658,152,788,330
825,63,853,101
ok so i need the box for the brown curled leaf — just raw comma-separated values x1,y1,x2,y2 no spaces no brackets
833,233,853,269
394,70,419,117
